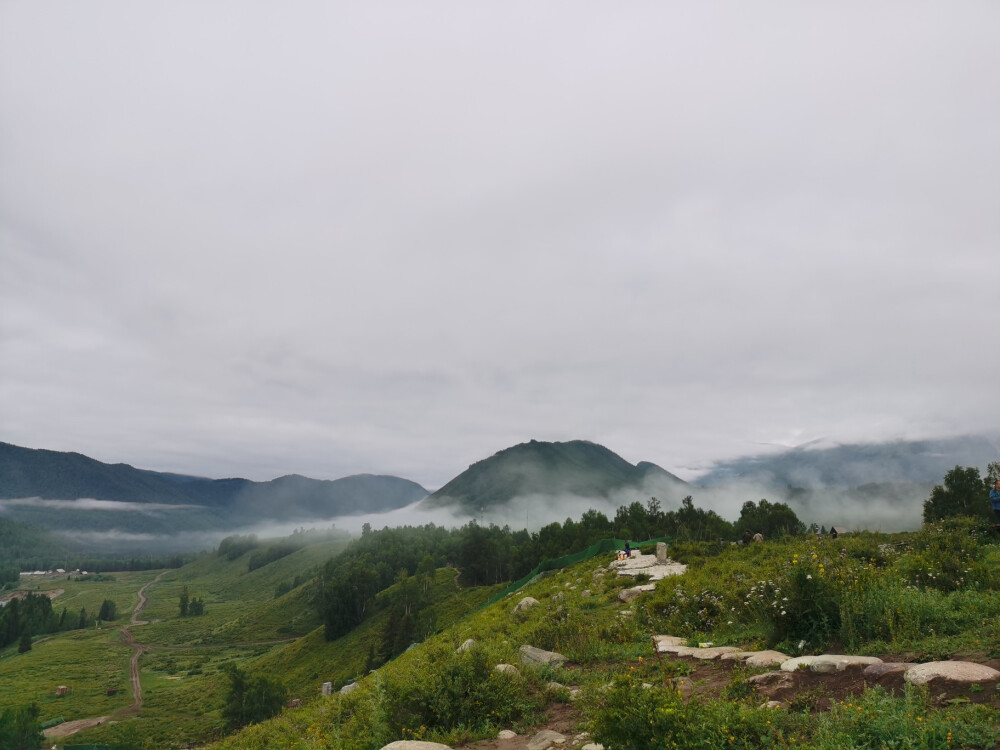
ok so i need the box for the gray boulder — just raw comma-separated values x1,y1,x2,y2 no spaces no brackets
513,597,539,613
519,644,568,667
904,661,1000,686
526,729,567,750
380,743,453,750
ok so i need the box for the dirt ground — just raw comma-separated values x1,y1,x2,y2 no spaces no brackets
450,652,1000,750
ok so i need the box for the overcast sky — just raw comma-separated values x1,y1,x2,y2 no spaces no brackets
1,1,998,490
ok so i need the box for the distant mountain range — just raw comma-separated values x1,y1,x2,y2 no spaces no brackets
2,434,996,551
0,442,428,546
695,435,1000,489
422,439,690,514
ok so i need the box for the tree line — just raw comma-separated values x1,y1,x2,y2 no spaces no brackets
315,495,805,642
0,592,118,651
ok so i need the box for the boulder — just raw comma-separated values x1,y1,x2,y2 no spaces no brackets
653,635,687,650
456,638,475,653
498,729,517,739
380,743,453,750
779,654,881,673
495,664,519,675
863,662,912,678
689,646,741,660
744,651,791,668
656,542,668,562
526,729,567,750
519,645,568,667
904,661,1000,686
513,597,539,613
618,584,656,602
747,671,796,689
340,682,359,695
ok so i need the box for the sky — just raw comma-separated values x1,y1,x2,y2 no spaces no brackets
2,1,998,491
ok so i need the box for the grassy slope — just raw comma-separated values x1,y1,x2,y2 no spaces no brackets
205,527,1000,750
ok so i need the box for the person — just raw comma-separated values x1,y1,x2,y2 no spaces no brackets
624,541,631,558
991,480,1000,524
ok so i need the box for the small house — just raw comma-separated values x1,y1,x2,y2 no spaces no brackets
829,526,849,539
56,685,69,697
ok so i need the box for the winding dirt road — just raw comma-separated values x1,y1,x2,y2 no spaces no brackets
44,572,165,739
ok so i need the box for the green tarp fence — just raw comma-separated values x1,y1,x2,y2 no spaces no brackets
475,535,672,613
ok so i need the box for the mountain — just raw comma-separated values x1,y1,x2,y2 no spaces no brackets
695,434,1000,490
0,442,429,549
422,439,689,515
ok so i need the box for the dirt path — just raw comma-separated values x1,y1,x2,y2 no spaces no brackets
43,571,165,739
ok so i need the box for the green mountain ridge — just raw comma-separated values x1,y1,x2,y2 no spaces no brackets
423,439,689,514
0,442,429,540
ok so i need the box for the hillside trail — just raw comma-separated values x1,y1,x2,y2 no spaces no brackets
44,571,165,739
43,570,297,740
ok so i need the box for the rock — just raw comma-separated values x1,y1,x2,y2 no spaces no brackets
780,655,821,672
581,589,591,597
759,700,783,709
495,664,519,675
864,662,913,678
456,638,475,653
904,661,1000,686
498,729,517,739
689,646,741,660
656,541,667,562
526,729,566,749
653,635,687,650
380,743,453,750
519,645,568,667
805,655,883,673
340,682,359,695
743,650,791,668
581,745,605,750
546,681,566,692
513,597,539,613
618,584,656,602
747,671,796,689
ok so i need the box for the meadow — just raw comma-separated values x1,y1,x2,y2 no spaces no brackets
5,514,1000,748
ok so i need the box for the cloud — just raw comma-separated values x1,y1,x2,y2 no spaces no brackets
1,2,998,488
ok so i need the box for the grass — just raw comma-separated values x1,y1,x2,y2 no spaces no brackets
8,521,1000,748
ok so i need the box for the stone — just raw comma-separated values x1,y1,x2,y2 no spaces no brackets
380,743,453,750
618,584,656,602
581,589,591,597
904,661,1000,686
456,638,475,653
526,729,566,750
340,682,359,695
689,646,741,660
780,655,824,672
799,655,883,673
513,597,539,613
863,662,913,678
656,541,667,563
498,729,517,739
743,650,791,668
519,644,568,667
581,744,605,750
759,700,783,709
747,671,796,689
495,664,519,675
653,635,687,649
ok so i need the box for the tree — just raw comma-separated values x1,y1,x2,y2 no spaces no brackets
735,499,805,539
179,586,189,617
222,665,287,731
188,597,205,616
923,465,991,523
0,703,43,750
98,599,117,621
18,632,31,653
77,607,88,630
